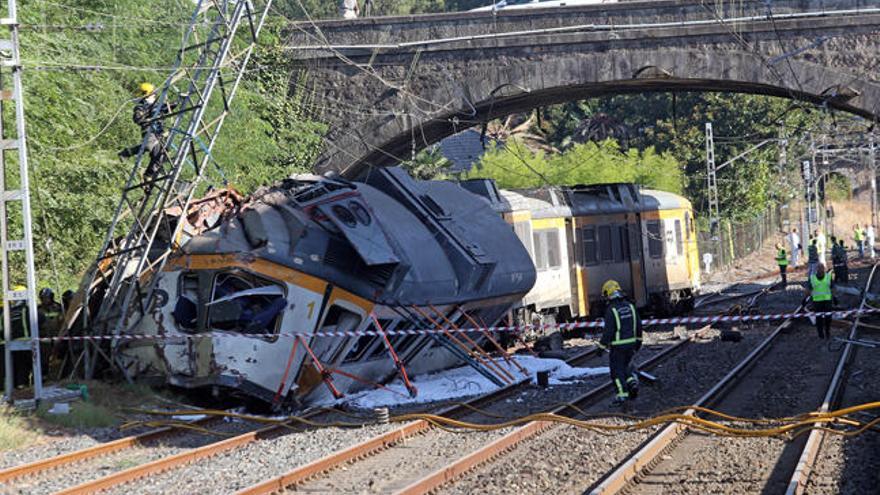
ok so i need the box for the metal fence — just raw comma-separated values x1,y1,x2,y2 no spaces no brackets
698,206,781,270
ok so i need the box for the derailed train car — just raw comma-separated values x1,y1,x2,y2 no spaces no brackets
115,168,535,408
463,181,701,325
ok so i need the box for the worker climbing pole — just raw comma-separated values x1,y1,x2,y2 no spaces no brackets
74,0,274,378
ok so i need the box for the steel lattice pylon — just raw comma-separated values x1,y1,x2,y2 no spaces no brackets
1,0,42,403
78,0,273,378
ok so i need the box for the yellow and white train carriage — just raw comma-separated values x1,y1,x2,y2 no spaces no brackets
467,182,700,322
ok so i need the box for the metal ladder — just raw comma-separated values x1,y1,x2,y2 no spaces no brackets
80,0,273,377
1,0,42,403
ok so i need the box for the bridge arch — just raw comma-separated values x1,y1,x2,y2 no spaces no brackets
287,4,880,177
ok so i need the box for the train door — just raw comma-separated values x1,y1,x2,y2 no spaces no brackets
293,287,371,400
628,214,648,307
642,216,666,293
684,210,701,290
566,217,584,317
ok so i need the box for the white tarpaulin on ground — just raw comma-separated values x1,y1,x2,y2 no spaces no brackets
337,355,609,409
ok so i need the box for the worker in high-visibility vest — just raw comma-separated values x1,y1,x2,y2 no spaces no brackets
854,223,866,258
598,280,643,406
775,243,789,285
808,263,833,339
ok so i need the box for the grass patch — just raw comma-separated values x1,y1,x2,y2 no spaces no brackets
37,400,117,429
0,406,40,451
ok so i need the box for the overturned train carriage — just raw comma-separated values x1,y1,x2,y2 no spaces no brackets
117,168,536,408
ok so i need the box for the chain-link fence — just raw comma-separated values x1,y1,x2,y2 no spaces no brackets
698,206,781,270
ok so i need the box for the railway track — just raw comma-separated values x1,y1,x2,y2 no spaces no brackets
586,263,880,495
1,346,603,494
0,414,274,495
787,264,880,494
229,340,688,495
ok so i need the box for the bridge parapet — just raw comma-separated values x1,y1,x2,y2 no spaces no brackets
286,0,871,47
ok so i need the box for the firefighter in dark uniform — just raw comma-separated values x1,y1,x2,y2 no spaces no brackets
1,286,35,388
38,288,63,376
599,280,643,406
118,82,176,184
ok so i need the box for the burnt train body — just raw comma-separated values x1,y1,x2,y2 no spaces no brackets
116,168,535,407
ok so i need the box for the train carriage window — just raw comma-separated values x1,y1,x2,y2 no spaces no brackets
532,231,548,270
173,273,199,332
580,227,598,265
343,334,378,363
359,318,395,360
206,271,287,341
614,225,627,263
532,229,561,270
684,212,693,237
545,230,561,269
514,221,534,259
598,225,613,262
647,221,663,259
628,224,641,261
318,306,364,363
674,219,684,256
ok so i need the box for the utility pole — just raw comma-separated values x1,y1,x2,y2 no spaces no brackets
871,134,877,230
2,0,42,404
706,123,720,235
705,123,722,265
803,158,815,236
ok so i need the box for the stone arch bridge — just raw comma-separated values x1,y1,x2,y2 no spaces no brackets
285,0,880,177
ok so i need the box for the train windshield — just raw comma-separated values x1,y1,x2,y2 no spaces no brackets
205,272,286,337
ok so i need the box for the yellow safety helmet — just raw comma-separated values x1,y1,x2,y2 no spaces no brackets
137,82,155,97
12,285,26,291
602,279,621,298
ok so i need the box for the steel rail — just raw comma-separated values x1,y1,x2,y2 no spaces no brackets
0,416,217,483
588,268,876,494
42,347,599,495
45,406,324,495
785,262,880,495
391,338,692,495
586,300,808,494
232,346,607,495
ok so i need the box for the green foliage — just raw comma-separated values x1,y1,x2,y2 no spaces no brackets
18,1,326,290
468,139,684,193
541,93,826,220
825,173,852,202
401,146,452,180
37,400,117,429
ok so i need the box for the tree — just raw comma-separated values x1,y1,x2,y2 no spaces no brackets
468,139,684,193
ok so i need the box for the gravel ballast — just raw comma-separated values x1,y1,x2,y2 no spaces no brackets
4,419,260,494
439,325,771,495
805,340,880,494
629,321,845,495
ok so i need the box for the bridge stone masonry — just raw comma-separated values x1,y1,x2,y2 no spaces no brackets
284,0,880,177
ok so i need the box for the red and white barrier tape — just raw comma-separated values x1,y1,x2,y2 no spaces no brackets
7,307,879,344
